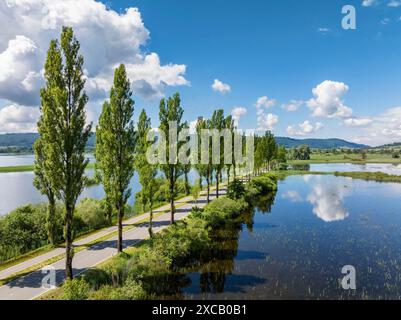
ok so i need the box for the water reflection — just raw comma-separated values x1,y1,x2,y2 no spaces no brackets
291,163,401,176
307,176,350,222
168,175,401,299
281,190,303,203
160,193,277,299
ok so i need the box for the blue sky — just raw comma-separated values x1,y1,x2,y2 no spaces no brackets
1,0,401,145
113,0,401,146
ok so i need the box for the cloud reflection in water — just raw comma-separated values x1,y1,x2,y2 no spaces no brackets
307,176,351,222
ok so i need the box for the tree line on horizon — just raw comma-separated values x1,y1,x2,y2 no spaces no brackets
32,27,283,280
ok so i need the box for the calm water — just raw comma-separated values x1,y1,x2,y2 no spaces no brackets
0,154,199,215
297,163,401,175
178,175,401,300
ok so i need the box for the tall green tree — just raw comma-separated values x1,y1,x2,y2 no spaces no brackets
196,118,212,202
264,131,277,170
182,121,192,196
210,109,225,198
36,27,92,279
95,64,135,253
33,139,57,245
34,38,65,247
159,93,184,224
225,115,235,183
135,109,157,237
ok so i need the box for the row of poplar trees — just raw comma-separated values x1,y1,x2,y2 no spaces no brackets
33,27,239,280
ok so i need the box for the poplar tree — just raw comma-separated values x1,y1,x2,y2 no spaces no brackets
225,115,235,184
33,139,57,245
95,64,135,253
159,93,184,224
36,27,92,279
195,118,211,202
211,109,225,198
135,109,157,237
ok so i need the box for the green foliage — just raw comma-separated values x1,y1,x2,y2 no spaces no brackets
95,64,136,252
36,26,92,279
159,93,185,222
62,173,278,300
74,199,110,232
201,197,248,228
289,145,311,160
191,182,201,203
195,118,213,202
227,179,246,200
0,204,65,262
62,278,91,300
88,279,146,300
246,174,278,200
254,131,279,172
276,145,287,164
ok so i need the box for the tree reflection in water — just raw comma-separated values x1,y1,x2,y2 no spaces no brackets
160,191,277,299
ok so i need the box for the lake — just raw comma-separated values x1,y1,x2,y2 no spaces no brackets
295,162,401,175
178,175,401,299
0,154,199,215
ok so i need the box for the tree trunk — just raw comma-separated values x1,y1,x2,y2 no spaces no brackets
198,176,203,189
169,176,175,224
47,194,56,246
216,171,219,198
65,204,74,280
206,175,210,203
233,164,236,180
184,171,190,196
107,205,113,226
148,207,153,238
227,167,231,184
117,203,123,253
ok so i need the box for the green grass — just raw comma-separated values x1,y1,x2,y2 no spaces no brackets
0,185,218,285
289,153,401,165
334,171,401,183
271,170,331,179
0,162,95,173
0,165,34,173
272,169,401,184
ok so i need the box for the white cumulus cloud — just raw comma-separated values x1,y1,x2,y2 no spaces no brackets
257,112,278,131
212,79,231,94
344,117,373,127
255,96,276,109
282,100,303,112
287,120,323,136
231,106,247,127
307,80,353,119
0,0,189,106
362,0,379,7
0,104,40,133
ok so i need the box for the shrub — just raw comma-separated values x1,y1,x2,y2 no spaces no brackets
0,205,48,261
88,279,146,300
202,197,248,228
75,198,109,232
62,278,91,300
227,179,246,200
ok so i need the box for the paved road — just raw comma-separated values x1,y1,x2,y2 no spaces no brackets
0,187,225,300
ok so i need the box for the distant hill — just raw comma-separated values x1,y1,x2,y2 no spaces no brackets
373,142,401,149
275,137,370,149
0,133,95,150
0,133,39,148
0,133,370,152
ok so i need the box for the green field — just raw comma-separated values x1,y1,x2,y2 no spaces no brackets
0,163,95,173
289,153,401,165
